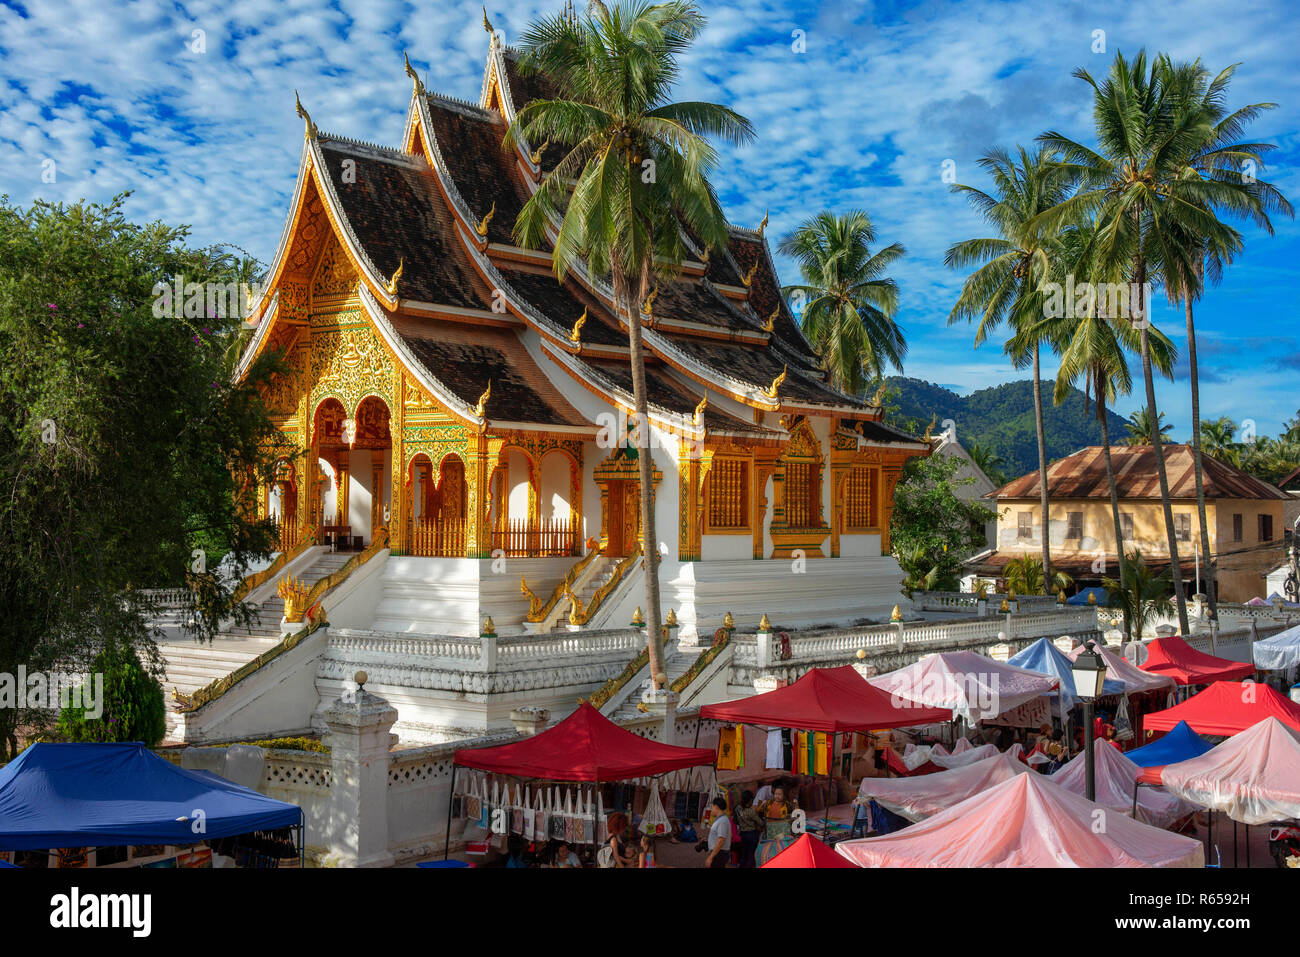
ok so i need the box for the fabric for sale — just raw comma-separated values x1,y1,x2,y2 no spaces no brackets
837,772,1204,868
716,726,744,771
1143,680,1300,737
1125,720,1213,768
814,732,829,775
766,730,784,769
1154,717,1300,825
867,651,1059,724
1139,636,1255,686
0,743,301,851
859,749,1030,822
1049,740,1198,829
761,833,858,868
700,665,952,732
1008,637,1125,714
454,701,714,781
1065,642,1175,694
1253,623,1300,672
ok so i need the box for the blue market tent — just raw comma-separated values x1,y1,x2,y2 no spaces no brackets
1125,720,1213,768
1066,587,1109,606
0,742,302,851
1007,637,1124,715
0,859,17,868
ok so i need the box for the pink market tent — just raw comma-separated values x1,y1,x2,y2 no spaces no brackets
867,651,1059,724
836,772,1204,868
760,833,858,869
859,749,1030,822
1049,740,1198,830
1149,718,1300,825
1065,643,1175,694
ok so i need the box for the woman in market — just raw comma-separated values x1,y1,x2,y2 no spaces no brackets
734,790,765,868
605,812,638,868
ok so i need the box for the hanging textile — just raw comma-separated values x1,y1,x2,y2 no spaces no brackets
1114,694,1134,741
814,732,830,776
717,725,744,771
642,779,672,837
806,732,816,775
782,729,793,770
766,729,784,769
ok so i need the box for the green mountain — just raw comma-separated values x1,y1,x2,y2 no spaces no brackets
883,376,1130,480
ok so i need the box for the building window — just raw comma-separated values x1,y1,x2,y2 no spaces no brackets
1175,514,1190,542
707,459,749,530
1260,513,1274,542
784,461,818,527
844,466,875,529
1121,512,1134,540
1066,512,1083,540
1232,513,1243,542
1017,512,1032,540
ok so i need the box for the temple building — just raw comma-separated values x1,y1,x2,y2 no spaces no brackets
236,28,926,644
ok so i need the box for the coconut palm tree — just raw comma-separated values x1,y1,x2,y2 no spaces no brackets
1123,407,1173,445
964,441,1006,486
946,145,1072,585
1103,550,1174,642
779,211,907,394
1036,50,1253,635
1004,555,1073,596
507,1,754,687
1160,60,1293,622
1199,416,1239,463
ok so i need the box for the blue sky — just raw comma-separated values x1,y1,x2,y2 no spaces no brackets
2,0,1296,439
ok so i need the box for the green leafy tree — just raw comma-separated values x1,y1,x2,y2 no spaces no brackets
1103,550,1174,641
779,210,907,394
964,441,1006,486
1123,406,1173,445
1199,416,1240,464
891,454,996,596
505,2,754,688
0,194,285,758
57,639,167,748
1003,555,1073,596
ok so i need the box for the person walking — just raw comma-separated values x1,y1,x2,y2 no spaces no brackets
734,790,765,868
704,797,732,869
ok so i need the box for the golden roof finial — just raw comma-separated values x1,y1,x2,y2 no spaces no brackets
631,606,646,627
700,244,711,265
294,90,317,141
693,392,707,426
758,612,772,632
1057,588,1067,604
923,413,937,441
890,604,902,622
665,608,678,627
762,307,778,333
482,615,496,635
385,257,404,297
475,201,495,238
530,138,550,165
640,285,658,316
483,6,495,36
763,364,787,399
741,261,759,288
757,210,769,239
403,51,425,96
474,380,491,418
569,306,586,344
871,382,887,407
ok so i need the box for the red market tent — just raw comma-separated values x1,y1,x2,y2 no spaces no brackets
1139,636,1254,686
761,833,858,868
453,702,714,781
1145,718,1300,825
699,665,953,732
1143,680,1300,737
836,772,1204,868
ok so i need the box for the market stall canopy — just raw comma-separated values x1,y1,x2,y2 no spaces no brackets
1049,740,1198,829
1008,638,1124,713
1066,642,1175,694
453,701,714,781
1253,623,1300,672
1143,680,1300,737
1151,717,1300,825
1125,720,1213,768
836,772,1204,868
0,742,302,852
760,833,858,868
859,749,1030,823
1067,586,1110,606
0,859,17,868
866,651,1059,724
698,665,952,733
1139,636,1254,685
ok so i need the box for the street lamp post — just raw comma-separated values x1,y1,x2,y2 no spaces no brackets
1070,640,1108,802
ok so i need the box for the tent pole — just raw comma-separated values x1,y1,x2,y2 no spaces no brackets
443,765,457,861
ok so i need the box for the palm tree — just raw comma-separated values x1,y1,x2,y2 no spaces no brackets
1199,416,1238,463
1036,50,1254,635
1161,60,1293,622
1103,550,1174,642
1004,555,1073,596
1031,219,1176,638
779,211,907,394
1123,407,1173,445
507,1,754,687
946,146,1072,585
964,441,1006,486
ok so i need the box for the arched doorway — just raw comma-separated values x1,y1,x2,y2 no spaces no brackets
408,453,467,557
351,395,392,546
268,457,299,550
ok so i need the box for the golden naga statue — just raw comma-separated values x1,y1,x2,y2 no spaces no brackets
530,138,550,165
278,575,310,623
482,6,494,35
640,285,658,316
871,382,887,407
761,307,778,333
294,90,317,141
763,364,787,399
520,577,543,619
741,261,759,288
923,413,937,441
403,51,425,96
570,306,587,344
565,584,588,626
693,392,707,426
475,201,495,238
474,381,492,418
385,257,403,297
756,210,769,239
